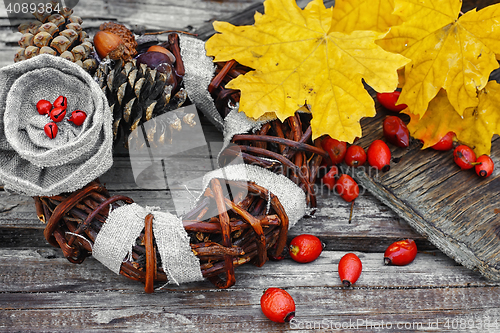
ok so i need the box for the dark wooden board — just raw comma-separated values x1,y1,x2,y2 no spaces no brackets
344,104,500,280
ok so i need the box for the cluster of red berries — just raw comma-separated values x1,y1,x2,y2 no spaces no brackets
261,235,418,323
377,91,495,178
321,137,360,202
36,96,87,139
453,144,494,178
426,131,494,177
320,135,395,203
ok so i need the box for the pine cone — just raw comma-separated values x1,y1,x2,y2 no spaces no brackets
95,57,188,144
14,1,97,73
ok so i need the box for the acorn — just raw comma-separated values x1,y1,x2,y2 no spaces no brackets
94,30,126,60
94,22,137,62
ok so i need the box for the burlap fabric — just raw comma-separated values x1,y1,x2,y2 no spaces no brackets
179,35,224,131
0,54,113,196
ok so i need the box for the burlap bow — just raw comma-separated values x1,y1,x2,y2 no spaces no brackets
0,54,113,196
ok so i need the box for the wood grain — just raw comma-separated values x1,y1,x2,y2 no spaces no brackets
1,1,500,332
344,103,500,280
1,248,499,332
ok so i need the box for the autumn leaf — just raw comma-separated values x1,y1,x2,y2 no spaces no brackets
205,0,409,142
330,0,403,33
377,0,500,118
407,81,500,155
456,81,500,156
406,89,463,149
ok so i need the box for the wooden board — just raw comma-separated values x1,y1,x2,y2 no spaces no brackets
2,247,500,332
345,105,500,280
2,1,500,332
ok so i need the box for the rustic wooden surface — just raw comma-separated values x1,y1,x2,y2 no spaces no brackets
1,0,500,332
346,108,500,281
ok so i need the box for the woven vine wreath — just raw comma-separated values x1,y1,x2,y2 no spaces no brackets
0,35,329,293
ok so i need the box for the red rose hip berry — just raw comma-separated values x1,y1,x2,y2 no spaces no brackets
431,132,455,151
68,110,87,126
383,116,410,148
475,155,494,178
260,288,295,323
36,99,52,115
49,106,67,122
384,239,417,266
335,174,359,202
338,253,362,287
376,91,407,112
322,166,339,190
53,95,67,110
289,234,323,263
345,145,366,167
322,137,347,165
453,145,476,170
367,140,391,171
44,122,58,139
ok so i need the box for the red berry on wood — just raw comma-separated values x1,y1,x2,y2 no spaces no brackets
376,91,407,112
44,122,58,139
68,110,87,126
367,140,391,172
338,253,362,287
384,239,417,266
335,174,359,202
322,136,347,165
49,106,67,122
383,116,409,148
453,145,476,170
475,155,494,178
289,234,323,263
36,99,52,115
345,145,366,167
53,95,67,110
322,166,338,190
260,288,295,323
431,131,455,151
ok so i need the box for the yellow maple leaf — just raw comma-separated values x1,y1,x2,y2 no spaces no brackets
457,81,500,156
406,89,463,149
377,0,500,118
205,0,409,142
407,82,500,155
331,0,403,33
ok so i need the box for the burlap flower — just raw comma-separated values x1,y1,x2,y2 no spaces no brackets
0,54,113,196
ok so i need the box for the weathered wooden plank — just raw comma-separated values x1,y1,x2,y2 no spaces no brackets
343,99,500,281
1,249,494,292
0,249,499,332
